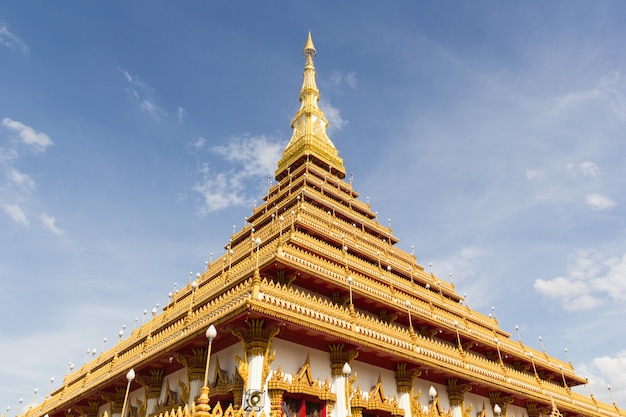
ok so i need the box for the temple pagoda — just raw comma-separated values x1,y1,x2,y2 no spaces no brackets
16,33,624,417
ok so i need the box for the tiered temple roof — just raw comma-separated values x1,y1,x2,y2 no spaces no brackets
16,33,623,417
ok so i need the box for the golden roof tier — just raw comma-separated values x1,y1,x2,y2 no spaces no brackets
16,33,623,417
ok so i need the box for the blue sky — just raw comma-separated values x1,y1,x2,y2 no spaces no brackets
2,1,626,412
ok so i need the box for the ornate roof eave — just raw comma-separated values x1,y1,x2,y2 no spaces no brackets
247,279,615,417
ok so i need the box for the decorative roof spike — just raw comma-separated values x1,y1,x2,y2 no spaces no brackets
304,31,316,57
276,32,346,181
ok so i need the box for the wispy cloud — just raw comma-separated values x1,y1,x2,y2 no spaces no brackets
40,212,65,235
1,119,52,195
525,168,543,181
140,100,165,121
585,193,616,211
0,23,29,54
534,249,626,311
7,168,35,191
567,161,601,178
2,118,53,151
2,203,29,226
431,246,491,309
191,137,206,150
1,119,56,233
577,349,626,405
320,100,347,132
119,68,166,121
329,70,357,90
554,71,626,119
176,106,186,124
193,134,284,215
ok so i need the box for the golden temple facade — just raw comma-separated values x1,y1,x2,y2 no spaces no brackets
16,33,624,417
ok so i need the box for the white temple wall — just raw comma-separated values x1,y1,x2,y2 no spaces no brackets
348,359,397,400
213,343,242,381
159,368,187,403
271,339,331,381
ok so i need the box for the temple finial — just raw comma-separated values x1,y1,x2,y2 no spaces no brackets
304,31,316,58
275,32,346,181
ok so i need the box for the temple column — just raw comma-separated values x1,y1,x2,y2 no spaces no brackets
178,349,208,405
447,379,469,417
233,319,279,413
83,401,100,417
329,344,358,417
526,403,540,417
144,369,164,416
395,364,419,417
489,392,512,417
107,387,125,417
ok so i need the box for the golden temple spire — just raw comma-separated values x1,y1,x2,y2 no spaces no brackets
275,32,346,180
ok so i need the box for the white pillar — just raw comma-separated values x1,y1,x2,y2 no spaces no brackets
398,392,411,417
243,353,267,412
188,379,203,405
146,397,159,416
330,374,350,417
248,354,264,390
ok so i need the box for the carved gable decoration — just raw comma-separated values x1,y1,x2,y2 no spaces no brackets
294,354,316,387
211,356,230,387
288,354,323,397
366,375,394,412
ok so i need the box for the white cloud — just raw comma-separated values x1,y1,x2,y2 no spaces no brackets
580,161,601,177
525,168,542,180
2,203,29,226
594,253,626,301
40,212,65,235
567,161,601,178
535,249,626,311
2,118,53,152
140,100,165,121
344,72,357,90
554,70,626,119
7,168,35,191
320,100,347,132
577,350,626,407
0,23,29,54
212,135,282,176
119,68,167,121
534,276,590,299
191,137,206,150
193,135,284,215
585,193,616,211
431,246,490,308
193,166,245,213
329,70,357,90
177,106,186,124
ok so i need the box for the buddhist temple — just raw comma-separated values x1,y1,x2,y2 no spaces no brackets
14,33,624,417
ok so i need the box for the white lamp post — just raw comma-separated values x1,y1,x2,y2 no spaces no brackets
255,238,262,269
120,369,135,417
342,362,352,416
203,325,218,388
428,386,437,405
